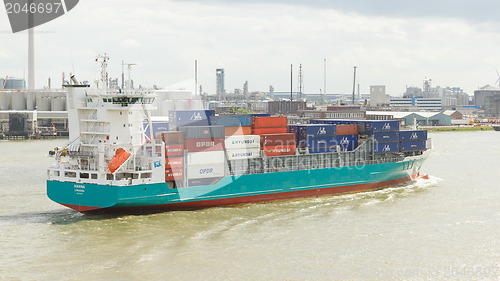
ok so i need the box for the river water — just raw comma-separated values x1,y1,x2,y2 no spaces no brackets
1,131,499,280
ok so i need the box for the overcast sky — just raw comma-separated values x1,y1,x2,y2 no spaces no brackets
2,0,500,96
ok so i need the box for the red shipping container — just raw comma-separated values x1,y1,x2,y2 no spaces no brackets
252,127,288,135
252,116,287,128
165,168,184,181
260,133,296,146
185,138,225,152
263,145,296,156
165,144,184,157
165,156,184,169
225,126,252,136
336,125,359,136
161,131,184,145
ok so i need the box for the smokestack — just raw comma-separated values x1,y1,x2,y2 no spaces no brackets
70,74,79,85
28,28,35,91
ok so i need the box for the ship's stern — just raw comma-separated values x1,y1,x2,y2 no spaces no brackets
47,180,118,212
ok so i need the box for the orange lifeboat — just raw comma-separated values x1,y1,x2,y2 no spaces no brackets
108,148,131,173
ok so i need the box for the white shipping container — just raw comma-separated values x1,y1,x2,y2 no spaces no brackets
224,135,261,149
187,150,225,165
187,163,225,179
226,148,261,160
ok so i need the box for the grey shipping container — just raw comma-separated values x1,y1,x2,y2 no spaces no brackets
179,125,225,139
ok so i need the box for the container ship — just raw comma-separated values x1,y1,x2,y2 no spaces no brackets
47,67,430,213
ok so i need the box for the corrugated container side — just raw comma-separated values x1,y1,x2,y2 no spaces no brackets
289,124,336,138
165,168,184,181
215,115,252,127
185,138,225,152
363,120,399,132
260,133,296,147
187,163,225,179
165,144,184,157
252,127,288,135
144,122,169,137
335,134,358,151
188,177,222,187
263,145,296,156
165,157,184,169
252,116,287,128
336,124,358,135
400,140,426,152
399,130,428,141
162,131,184,145
226,148,261,160
168,110,215,123
225,126,252,136
373,131,399,143
187,151,225,165
179,125,225,139
298,136,335,149
374,141,399,154
225,135,261,149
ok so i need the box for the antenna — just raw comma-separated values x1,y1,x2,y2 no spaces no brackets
495,70,500,88
121,61,137,89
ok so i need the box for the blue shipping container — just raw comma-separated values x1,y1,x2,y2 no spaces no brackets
362,120,400,133
298,135,336,149
289,124,336,138
335,134,358,151
168,110,215,124
373,131,399,143
374,141,399,154
143,122,169,137
400,140,426,152
214,115,252,127
399,130,427,141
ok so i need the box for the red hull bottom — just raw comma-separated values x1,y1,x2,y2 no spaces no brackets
72,174,418,214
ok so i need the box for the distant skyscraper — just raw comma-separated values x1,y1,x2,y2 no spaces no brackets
216,68,225,99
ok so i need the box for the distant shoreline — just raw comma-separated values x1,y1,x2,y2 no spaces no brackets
414,125,495,132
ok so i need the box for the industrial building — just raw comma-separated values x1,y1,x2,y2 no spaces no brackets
474,85,500,117
390,97,442,111
366,111,452,126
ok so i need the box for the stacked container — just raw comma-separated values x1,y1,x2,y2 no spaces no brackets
225,135,261,160
260,133,296,156
161,131,185,183
362,121,401,154
288,124,336,154
143,121,169,140
251,116,288,135
168,110,215,131
180,125,226,183
399,130,427,152
214,115,252,136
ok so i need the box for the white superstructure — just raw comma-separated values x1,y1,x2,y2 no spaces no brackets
47,56,166,186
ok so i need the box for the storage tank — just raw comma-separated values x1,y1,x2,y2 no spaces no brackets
161,100,175,116
0,91,9,110
0,78,25,89
51,97,65,111
174,100,188,110
35,91,51,111
10,91,26,110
